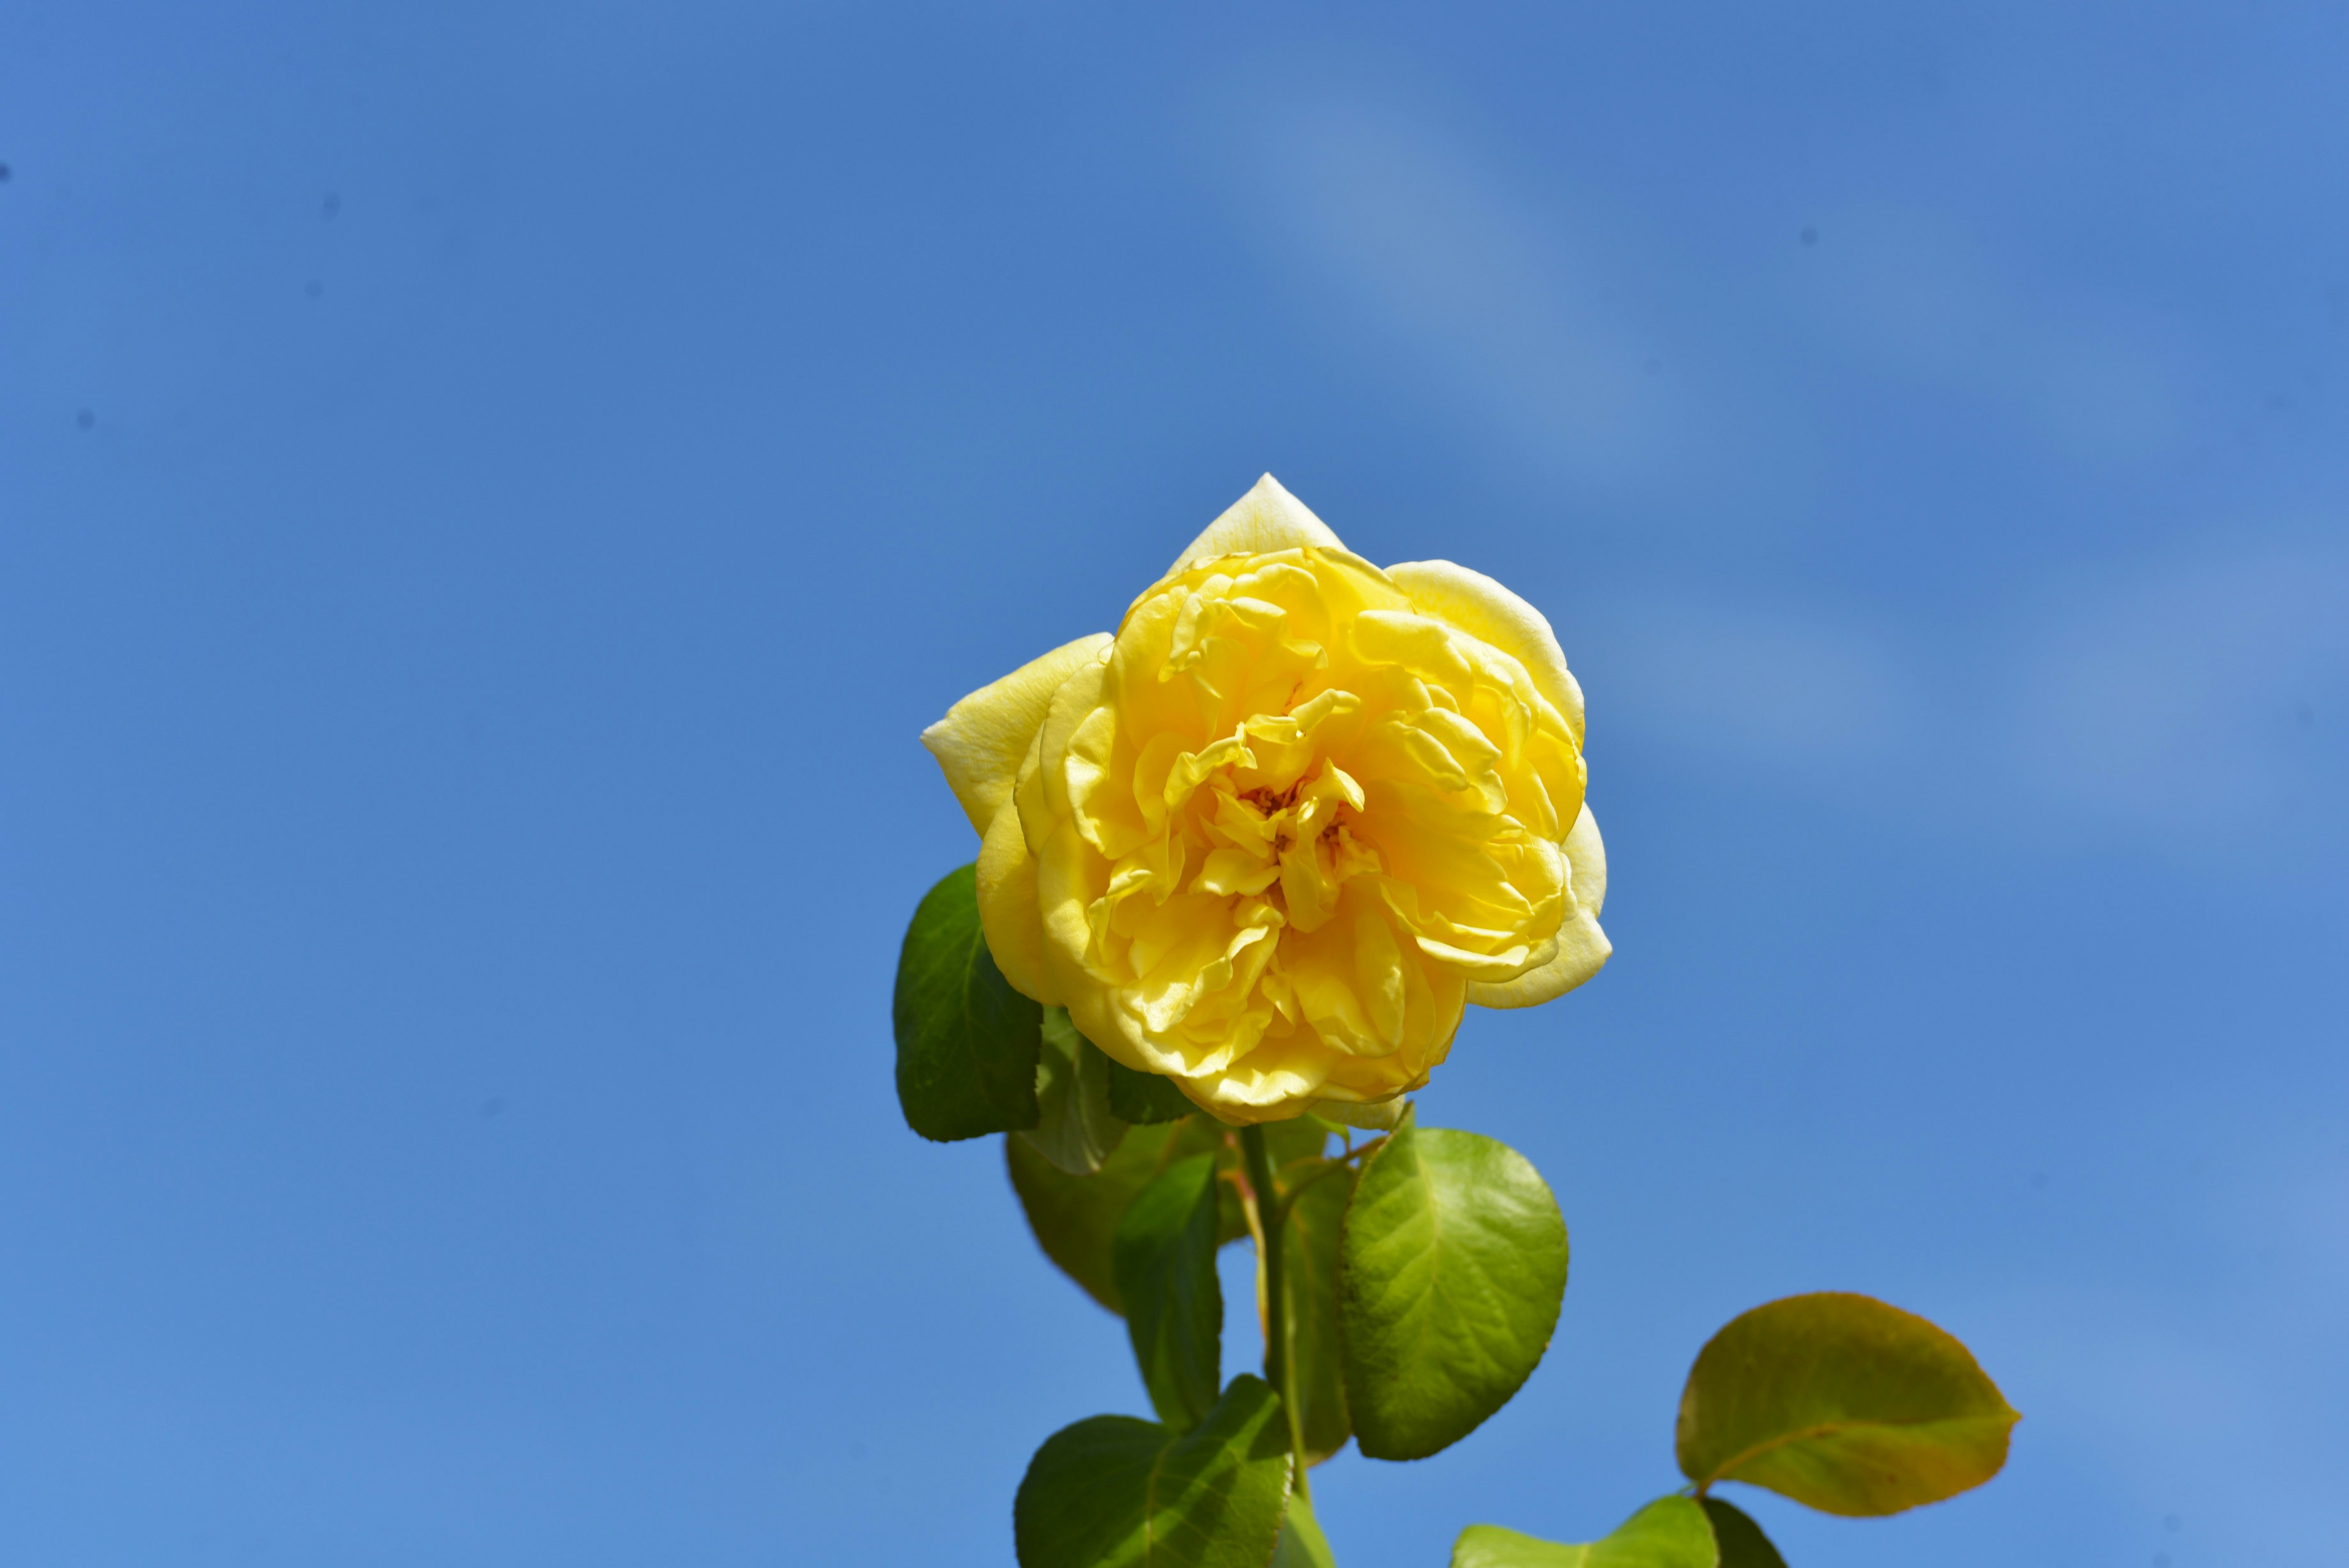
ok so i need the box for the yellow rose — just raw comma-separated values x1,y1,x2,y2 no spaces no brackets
922,476,1609,1124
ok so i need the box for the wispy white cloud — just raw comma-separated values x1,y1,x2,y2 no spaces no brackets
1229,88,1676,491
1221,82,2192,499
1209,70,2342,868
1569,530,2348,871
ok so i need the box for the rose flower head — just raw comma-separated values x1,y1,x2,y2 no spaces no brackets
922,475,1608,1125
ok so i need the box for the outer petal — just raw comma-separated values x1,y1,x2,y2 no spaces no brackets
1465,806,1611,1009
920,632,1111,836
1160,474,1346,582
976,799,1059,1005
1386,559,1585,743
1037,819,1134,1062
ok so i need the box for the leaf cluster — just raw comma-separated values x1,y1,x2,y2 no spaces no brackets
892,866,2019,1568
1457,1291,2019,1564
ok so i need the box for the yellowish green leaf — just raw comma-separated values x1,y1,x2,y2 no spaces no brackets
1676,1291,2020,1516
1339,1122,1568,1460
1452,1497,1718,1568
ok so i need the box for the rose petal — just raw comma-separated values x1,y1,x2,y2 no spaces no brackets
976,800,1061,1004
1159,474,1345,582
1465,807,1610,1008
1387,559,1586,744
921,633,1112,836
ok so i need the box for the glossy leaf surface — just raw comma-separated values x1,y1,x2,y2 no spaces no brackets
1676,1291,2019,1516
1014,1376,1293,1568
1022,1007,1127,1176
1340,1124,1568,1460
891,864,1042,1140
1696,1500,1784,1568
1278,1161,1353,1463
1452,1525,1583,1568
1268,1491,1338,1568
1452,1497,1719,1568
1114,1153,1223,1429
1107,1055,1194,1124
1261,1114,1337,1167
1006,1118,1235,1313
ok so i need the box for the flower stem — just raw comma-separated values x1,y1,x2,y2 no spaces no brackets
1239,1124,1310,1502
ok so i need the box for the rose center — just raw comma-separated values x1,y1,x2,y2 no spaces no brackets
1187,756,1380,937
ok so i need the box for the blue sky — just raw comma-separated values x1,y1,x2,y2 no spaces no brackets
2,2,2344,1563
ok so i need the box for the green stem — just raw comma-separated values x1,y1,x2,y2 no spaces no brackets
1239,1124,1310,1502
1280,1136,1385,1208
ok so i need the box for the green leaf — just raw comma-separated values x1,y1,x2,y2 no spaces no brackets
1261,1113,1337,1168
1278,1161,1354,1463
1115,1153,1224,1429
1339,1122,1568,1460
1603,1503,1720,1568
891,865,1042,1141
1452,1497,1719,1568
1022,1008,1128,1176
1452,1527,1583,1568
1695,1500,1784,1568
1448,1499,1778,1568
1013,1375,1294,1568
1268,1491,1338,1568
1108,1055,1196,1124
1675,1291,2021,1517
1005,1117,1231,1313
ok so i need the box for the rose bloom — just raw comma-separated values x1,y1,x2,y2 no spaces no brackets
923,476,1608,1125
